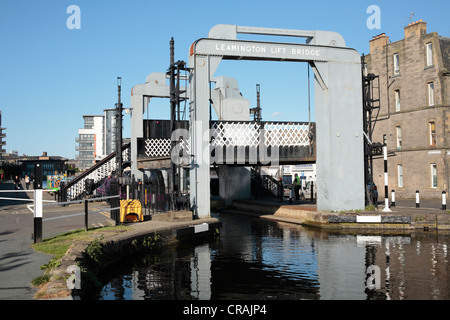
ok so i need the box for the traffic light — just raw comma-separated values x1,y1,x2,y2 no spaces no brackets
84,179,94,195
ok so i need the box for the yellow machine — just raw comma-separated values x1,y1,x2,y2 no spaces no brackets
119,199,143,223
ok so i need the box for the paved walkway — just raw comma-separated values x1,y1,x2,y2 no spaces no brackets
240,195,447,215
227,196,450,231
0,180,112,299
0,180,54,299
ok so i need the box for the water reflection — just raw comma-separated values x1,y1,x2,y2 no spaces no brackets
99,212,450,300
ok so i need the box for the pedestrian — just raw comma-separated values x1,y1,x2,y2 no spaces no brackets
104,174,112,203
368,182,378,207
14,175,21,190
25,175,30,189
294,173,301,200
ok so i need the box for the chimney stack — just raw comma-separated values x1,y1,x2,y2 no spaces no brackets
369,33,389,54
404,19,427,40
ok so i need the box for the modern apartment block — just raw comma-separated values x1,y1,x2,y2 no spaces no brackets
0,111,5,158
76,115,104,170
365,20,450,199
76,109,118,170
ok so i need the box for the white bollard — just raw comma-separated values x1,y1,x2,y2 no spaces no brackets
415,190,420,208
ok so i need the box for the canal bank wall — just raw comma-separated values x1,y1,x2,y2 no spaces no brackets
35,213,221,300
219,199,450,232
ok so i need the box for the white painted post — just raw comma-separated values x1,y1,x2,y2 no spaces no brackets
416,190,420,208
33,163,43,243
382,144,391,212
33,188,43,243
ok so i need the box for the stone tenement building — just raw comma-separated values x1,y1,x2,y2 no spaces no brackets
365,20,450,200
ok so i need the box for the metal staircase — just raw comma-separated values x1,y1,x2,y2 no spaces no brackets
64,143,131,201
250,167,283,199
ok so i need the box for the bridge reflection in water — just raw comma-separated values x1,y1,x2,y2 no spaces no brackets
98,212,450,300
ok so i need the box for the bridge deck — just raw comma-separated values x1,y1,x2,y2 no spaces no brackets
137,120,316,167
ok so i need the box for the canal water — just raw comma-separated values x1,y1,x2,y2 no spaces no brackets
98,212,450,300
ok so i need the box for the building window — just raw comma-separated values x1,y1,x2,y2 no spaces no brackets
80,134,94,141
428,121,436,147
426,42,433,67
84,117,94,129
397,164,403,188
394,90,400,112
431,164,437,188
428,82,435,106
396,126,402,150
393,53,400,75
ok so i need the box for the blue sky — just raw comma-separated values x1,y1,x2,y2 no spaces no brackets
1,0,448,159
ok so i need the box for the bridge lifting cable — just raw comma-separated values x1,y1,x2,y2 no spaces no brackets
307,63,313,157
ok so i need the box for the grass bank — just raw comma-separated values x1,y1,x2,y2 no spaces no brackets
30,225,131,299
31,225,129,259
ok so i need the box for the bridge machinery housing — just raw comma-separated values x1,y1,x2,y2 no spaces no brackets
130,69,315,212
189,25,364,218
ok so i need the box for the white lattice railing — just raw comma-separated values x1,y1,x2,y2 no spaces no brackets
142,122,313,158
145,138,171,157
144,138,190,158
211,122,259,147
211,122,312,147
263,122,311,147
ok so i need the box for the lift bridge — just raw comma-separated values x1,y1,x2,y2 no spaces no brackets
63,74,315,203
130,69,316,211
133,69,316,163
65,25,366,218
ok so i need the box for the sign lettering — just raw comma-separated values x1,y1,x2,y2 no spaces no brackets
214,43,320,58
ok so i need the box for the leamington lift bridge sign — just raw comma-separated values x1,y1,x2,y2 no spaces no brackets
189,25,364,218
212,42,321,57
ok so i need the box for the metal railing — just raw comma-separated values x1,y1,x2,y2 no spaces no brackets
41,195,120,230
1,189,121,242
211,121,313,147
0,189,55,204
64,143,131,201
140,121,315,159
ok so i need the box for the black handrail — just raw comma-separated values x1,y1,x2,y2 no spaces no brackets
64,142,130,190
